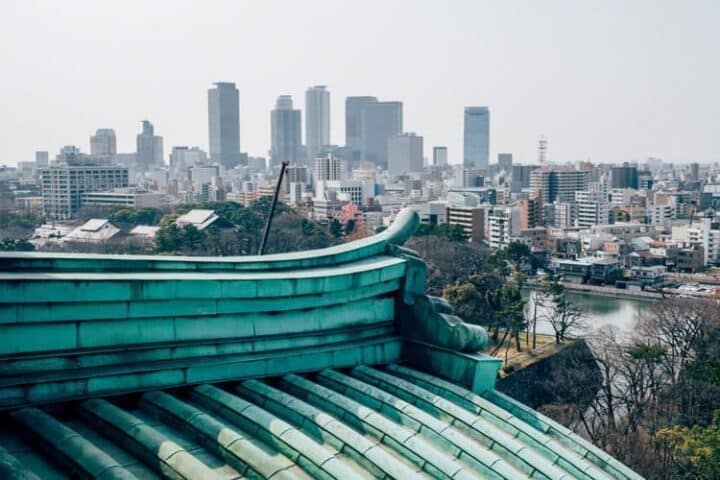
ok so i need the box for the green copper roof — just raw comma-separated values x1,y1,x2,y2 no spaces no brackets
0,208,643,479
0,366,642,480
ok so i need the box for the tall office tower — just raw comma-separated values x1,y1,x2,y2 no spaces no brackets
463,107,490,169
388,133,423,175
136,121,163,172
270,95,303,167
529,167,588,204
610,162,639,189
498,153,513,172
345,96,377,164
35,151,49,168
314,154,345,182
433,146,448,167
360,101,403,169
90,129,117,158
208,82,241,169
305,86,330,164
41,148,129,220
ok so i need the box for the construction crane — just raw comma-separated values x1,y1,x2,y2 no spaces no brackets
258,160,289,255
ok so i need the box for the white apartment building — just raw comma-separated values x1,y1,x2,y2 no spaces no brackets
575,190,610,228
41,156,129,220
610,188,634,207
487,206,521,249
314,154,345,183
81,188,168,209
553,202,575,228
315,179,371,207
649,203,675,227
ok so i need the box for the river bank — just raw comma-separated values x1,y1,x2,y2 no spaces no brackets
525,279,662,301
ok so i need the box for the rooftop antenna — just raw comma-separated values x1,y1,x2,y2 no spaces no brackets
258,160,289,255
538,136,548,165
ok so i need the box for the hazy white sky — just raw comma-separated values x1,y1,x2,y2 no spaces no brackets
1,0,718,166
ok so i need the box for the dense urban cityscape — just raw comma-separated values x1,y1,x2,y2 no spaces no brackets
2,2,719,479
1,81,717,292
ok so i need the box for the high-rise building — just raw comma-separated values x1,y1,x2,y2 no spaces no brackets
463,107,490,169
530,167,588,204
498,153,513,172
360,101,403,169
136,121,163,172
314,154,345,183
90,129,117,158
575,190,610,228
190,165,220,189
511,165,540,193
610,162,639,189
433,146,448,167
208,82,241,169
345,96,377,164
487,206,521,249
517,196,543,229
270,95,303,167
41,149,129,220
169,146,208,178
305,86,330,164
388,133,423,175
35,151,49,168
689,162,700,181
464,169,485,188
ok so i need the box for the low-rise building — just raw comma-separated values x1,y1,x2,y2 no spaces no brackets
64,219,120,243
175,209,220,231
446,205,485,243
81,188,168,209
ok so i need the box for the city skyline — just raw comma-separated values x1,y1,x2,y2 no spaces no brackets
1,1,719,166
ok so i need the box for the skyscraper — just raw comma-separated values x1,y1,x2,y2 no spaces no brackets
208,82,241,169
136,121,163,172
388,133,423,175
360,101,402,169
90,129,117,158
463,107,490,169
345,96,377,164
270,95,302,167
305,86,330,163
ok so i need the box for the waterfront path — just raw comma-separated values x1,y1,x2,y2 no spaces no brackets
525,280,663,301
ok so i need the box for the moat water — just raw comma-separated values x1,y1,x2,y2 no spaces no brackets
523,289,654,337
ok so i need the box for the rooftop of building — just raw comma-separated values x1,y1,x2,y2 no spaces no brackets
0,208,641,479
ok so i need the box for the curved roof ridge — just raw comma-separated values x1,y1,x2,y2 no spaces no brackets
0,208,420,273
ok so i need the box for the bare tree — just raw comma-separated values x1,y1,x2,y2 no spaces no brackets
545,293,586,343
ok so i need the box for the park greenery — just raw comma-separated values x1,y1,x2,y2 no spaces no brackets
154,198,338,255
0,199,339,256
